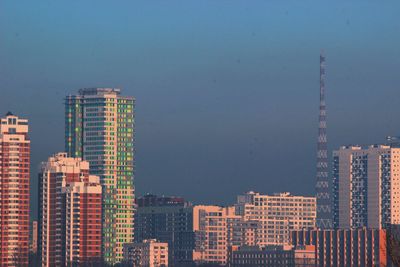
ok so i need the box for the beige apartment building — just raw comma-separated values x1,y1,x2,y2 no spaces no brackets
235,192,316,246
192,206,241,265
135,193,316,266
123,239,168,267
0,113,30,266
30,220,38,254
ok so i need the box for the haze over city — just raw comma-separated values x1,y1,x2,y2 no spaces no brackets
1,1,400,220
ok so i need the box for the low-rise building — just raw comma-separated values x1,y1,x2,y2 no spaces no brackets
123,239,168,267
135,195,194,266
136,192,316,266
227,245,293,267
192,205,241,265
227,245,316,267
291,228,388,266
293,245,316,267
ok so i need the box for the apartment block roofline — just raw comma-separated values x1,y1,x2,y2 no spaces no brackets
338,144,392,150
243,191,316,198
65,87,135,101
78,87,121,95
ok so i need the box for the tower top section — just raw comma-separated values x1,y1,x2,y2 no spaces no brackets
78,88,121,96
0,113,29,136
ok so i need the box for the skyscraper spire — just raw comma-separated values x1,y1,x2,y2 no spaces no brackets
316,52,332,229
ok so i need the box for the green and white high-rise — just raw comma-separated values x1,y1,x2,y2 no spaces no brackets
65,88,135,263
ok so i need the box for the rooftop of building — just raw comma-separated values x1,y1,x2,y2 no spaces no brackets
242,191,315,198
65,87,135,101
124,239,169,248
1,112,28,120
337,144,393,151
136,193,189,207
233,245,294,252
0,113,29,135
41,152,90,172
78,88,121,95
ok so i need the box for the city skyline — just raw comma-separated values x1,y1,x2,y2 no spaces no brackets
1,1,400,266
1,1,400,219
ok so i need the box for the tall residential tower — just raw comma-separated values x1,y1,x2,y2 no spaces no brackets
316,53,332,229
0,112,30,266
38,153,102,267
65,88,135,263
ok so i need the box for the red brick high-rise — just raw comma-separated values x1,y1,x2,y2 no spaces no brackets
0,112,30,266
38,153,102,267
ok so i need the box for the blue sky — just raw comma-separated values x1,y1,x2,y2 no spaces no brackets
1,1,400,218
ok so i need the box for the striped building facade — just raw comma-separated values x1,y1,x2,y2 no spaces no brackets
65,88,135,263
332,145,400,229
291,228,388,266
0,113,30,266
38,153,102,267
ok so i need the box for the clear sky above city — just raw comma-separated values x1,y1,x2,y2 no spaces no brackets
1,1,400,218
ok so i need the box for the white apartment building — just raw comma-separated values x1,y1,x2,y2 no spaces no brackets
193,205,241,265
333,145,400,229
235,192,316,246
192,205,241,266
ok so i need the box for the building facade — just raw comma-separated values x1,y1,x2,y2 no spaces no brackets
123,239,168,267
38,153,102,267
228,245,294,267
291,228,388,267
227,245,316,267
136,194,187,207
235,192,316,246
332,145,400,229
30,220,38,254
65,88,135,263
135,195,194,266
293,245,316,267
228,220,260,248
0,112,30,266
192,206,242,266
136,199,257,266
136,193,316,266
64,178,102,265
